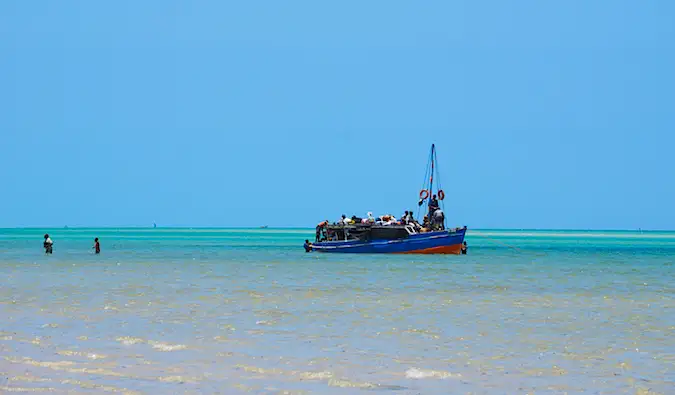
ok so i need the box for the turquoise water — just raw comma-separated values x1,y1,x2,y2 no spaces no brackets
1,228,674,394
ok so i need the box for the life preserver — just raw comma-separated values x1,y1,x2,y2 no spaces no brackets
419,189,429,200
438,190,445,201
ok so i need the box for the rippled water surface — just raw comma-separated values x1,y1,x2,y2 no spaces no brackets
1,228,674,394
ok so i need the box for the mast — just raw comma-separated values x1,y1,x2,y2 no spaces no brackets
418,143,445,227
429,144,435,202
417,143,444,225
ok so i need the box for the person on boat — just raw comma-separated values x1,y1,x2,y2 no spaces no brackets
429,194,439,217
339,215,350,225
367,212,375,223
432,208,445,230
43,234,53,254
407,212,421,229
401,211,410,225
461,241,468,255
351,215,362,224
304,239,313,252
420,216,430,232
93,238,100,254
316,220,328,242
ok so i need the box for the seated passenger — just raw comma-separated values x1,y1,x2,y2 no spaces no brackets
367,212,376,223
401,211,409,225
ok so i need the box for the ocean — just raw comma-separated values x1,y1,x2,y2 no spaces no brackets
1,228,674,394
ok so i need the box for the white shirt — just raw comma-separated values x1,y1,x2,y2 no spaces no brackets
45,238,53,245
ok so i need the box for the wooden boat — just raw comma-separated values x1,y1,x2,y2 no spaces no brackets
311,225,466,254
309,144,466,254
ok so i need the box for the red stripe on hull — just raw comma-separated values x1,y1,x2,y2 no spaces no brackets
395,243,462,255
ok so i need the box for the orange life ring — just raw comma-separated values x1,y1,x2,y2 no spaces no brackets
419,189,429,200
438,190,445,200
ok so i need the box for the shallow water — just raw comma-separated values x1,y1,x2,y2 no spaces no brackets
1,228,674,394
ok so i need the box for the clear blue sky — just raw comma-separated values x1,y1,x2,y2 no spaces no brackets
1,1,674,229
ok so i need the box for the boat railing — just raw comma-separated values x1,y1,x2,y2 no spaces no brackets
404,225,418,235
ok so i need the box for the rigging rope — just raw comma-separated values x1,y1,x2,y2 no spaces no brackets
434,147,444,211
416,146,433,221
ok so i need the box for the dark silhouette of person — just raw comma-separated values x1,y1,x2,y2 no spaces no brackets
428,194,439,217
43,234,53,254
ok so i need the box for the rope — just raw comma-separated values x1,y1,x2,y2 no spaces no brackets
434,147,445,225
416,146,432,221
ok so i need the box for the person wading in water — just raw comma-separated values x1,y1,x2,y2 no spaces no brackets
93,238,101,254
43,234,53,254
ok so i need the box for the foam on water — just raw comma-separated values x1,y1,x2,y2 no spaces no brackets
405,367,460,379
149,342,187,352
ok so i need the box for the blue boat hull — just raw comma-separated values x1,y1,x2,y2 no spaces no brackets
311,227,466,254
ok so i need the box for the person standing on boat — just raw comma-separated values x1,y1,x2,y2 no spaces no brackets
432,208,445,230
43,234,53,254
316,220,328,242
429,194,439,217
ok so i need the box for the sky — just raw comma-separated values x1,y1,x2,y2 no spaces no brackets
1,1,674,229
